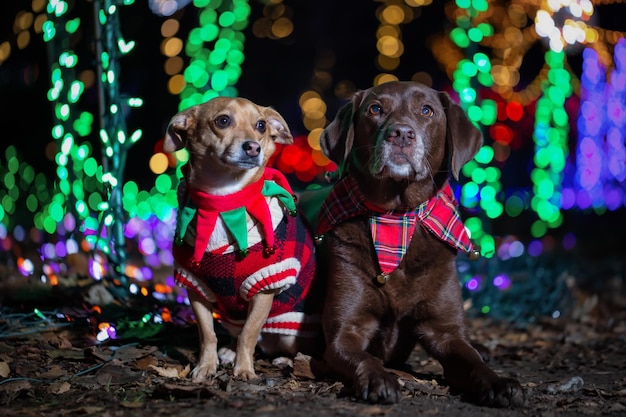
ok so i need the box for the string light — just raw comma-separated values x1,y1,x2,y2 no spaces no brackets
570,38,626,210
2,1,626,331
177,0,250,110
528,2,601,235
534,0,594,53
449,0,500,257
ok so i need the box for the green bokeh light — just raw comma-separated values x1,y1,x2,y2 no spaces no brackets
467,27,483,42
505,195,524,217
471,166,486,184
218,11,235,27
472,0,489,12
474,146,494,165
479,234,495,257
530,220,547,238
450,27,470,48
467,105,483,122
155,175,172,194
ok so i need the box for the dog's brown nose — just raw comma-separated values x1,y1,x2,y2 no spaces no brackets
242,141,261,157
386,124,415,147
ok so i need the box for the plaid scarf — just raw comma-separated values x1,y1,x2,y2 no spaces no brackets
316,176,475,274
177,167,297,265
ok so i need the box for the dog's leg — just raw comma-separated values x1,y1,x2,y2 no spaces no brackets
424,335,525,407
418,283,525,407
188,290,219,382
330,328,402,403
233,290,275,380
324,309,402,404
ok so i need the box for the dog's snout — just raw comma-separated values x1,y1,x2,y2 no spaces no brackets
386,124,415,147
242,141,261,157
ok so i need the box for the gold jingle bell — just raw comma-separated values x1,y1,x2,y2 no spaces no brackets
376,272,389,285
468,248,481,261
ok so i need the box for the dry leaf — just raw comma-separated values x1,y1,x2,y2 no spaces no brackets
293,353,315,379
361,405,391,415
134,356,159,370
608,402,626,412
38,365,67,379
95,362,144,385
47,349,85,360
150,364,181,378
121,400,145,408
0,361,10,378
48,381,71,395
179,363,191,379
86,345,158,363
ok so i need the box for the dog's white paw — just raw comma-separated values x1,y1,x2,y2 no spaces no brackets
272,356,293,369
218,346,236,366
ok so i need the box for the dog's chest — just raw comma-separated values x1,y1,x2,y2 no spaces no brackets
183,196,285,254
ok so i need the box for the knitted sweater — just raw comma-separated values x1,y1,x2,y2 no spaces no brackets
172,168,318,337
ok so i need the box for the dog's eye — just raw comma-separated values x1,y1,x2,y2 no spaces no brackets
421,105,434,118
215,115,231,128
368,104,382,115
256,120,267,133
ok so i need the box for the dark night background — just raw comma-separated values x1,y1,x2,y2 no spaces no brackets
1,0,626,254
1,2,470,175
0,0,451,184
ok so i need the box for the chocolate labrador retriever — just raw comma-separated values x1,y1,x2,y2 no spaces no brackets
315,81,525,407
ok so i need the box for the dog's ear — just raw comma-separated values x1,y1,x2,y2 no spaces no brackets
320,100,356,165
163,110,194,152
438,92,483,180
263,107,293,145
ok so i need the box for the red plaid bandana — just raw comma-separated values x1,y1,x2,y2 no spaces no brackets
369,214,417,274
316,176,475,274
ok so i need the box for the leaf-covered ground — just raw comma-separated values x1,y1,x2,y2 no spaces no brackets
2,312,625,417
2,234,626,416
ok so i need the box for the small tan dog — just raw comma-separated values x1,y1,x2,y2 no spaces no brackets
164,97,318,381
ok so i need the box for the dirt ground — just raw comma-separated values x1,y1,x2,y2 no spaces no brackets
1,310,625,417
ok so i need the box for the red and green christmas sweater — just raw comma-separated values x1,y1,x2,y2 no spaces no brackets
172,167,318,337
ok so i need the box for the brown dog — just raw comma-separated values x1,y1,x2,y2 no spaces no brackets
315,81,525,407
164,97,318,381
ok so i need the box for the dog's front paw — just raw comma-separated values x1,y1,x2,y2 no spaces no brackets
354,360,402,404
233,364,258,381
190,349,219,382
475,377,526,408
190,362,218,382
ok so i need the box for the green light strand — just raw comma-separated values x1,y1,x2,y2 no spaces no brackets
0,147,49,231
92,0,142,284
179,0,250,110
451,1,500,258
530,50,571,237
44,0,99,236
132,0,253,225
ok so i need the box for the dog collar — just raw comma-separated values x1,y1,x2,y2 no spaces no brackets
316,176,478,279
175,167,297,266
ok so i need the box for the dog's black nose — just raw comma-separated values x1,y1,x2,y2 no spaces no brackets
242,141,261,157
386,125,415,147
